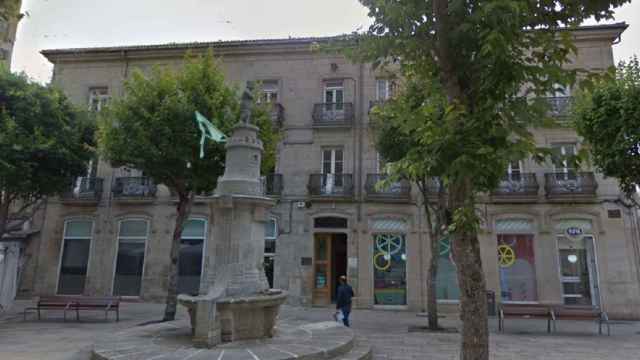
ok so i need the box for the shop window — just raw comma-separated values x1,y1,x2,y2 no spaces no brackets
178,219,206,295
436,236,460,300
113,219,148,296
373,233,407,305
58,220,93,295
497,234,537,302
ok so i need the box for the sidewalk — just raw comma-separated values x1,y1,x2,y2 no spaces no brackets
1,300,640,360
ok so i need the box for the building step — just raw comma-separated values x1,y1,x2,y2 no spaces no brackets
331,336,372,360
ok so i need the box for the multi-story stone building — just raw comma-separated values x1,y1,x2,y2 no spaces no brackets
0,0,21,68
18,23,640,319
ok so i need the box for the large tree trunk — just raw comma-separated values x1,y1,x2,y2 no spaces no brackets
162,191,194,321
426,240,439,330
450,179,488,360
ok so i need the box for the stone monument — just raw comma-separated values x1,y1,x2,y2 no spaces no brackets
178,82,287,348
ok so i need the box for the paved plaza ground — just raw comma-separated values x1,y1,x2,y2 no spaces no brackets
1,300,640,360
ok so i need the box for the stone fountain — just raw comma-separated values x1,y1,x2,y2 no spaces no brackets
178,82,287,348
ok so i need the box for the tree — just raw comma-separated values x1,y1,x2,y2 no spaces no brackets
98,52,277,321
0,67,94,239
349,1,630,359
371,77,449,331
574,56,640,201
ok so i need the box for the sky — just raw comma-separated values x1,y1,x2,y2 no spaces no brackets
11,0,640,84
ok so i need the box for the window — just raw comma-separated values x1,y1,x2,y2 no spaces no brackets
178,219,206,295
436,237,460,300
314,217,348,229
506,161,522,181
322,148,344,191
551,143,577,179
58,220,93,295
264,217,277,288
324,80,344,111
497,234,537,302
260,80,279,103
373,233,407,305
88,87,109,112
113,219,148,296
376,79,395,101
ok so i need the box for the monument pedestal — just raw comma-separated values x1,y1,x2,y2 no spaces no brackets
178,120,287,348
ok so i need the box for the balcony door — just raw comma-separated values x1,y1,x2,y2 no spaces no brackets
322,148,344,193
552,143,577,180
324,80,344,113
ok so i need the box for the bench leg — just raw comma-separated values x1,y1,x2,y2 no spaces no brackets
63,309,66,322
37,308,41,320
547,318,551,333
116,309,119,322
76,308,80,322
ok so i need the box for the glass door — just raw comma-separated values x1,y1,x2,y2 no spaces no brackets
313,233,332,306
557,235,600,306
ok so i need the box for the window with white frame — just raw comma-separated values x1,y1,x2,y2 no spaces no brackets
506,160,522,181
551,143,577,178
264,217,277,288
88,87,109,112
58,220,93,295
113,219,148,296
376,79,395,101
324,80,344,111
178,219,206,295
322,148,344,191
260,80,279,103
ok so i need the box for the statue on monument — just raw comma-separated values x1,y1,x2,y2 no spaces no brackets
239,81,255,124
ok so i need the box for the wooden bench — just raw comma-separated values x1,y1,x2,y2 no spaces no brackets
498,303,553,333
24,296,120,322
552,305,610,335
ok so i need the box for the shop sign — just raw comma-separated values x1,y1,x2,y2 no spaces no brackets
566,226,583,237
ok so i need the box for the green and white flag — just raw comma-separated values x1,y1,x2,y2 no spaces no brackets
194,111,226,158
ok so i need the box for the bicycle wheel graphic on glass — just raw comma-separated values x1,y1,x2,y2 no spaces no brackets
497,244,516,268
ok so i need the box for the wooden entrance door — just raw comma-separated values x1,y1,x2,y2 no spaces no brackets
313,234,332,306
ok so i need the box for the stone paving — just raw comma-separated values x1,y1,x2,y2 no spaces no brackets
2,300,640,360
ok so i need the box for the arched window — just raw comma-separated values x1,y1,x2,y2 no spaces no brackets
58,220,94,295
113,219,148,296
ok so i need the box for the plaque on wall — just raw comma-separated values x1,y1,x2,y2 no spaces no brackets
300,257,312,266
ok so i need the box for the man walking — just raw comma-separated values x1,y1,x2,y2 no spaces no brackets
335,275,354,327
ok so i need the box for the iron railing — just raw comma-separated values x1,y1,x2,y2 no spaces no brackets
312,103,354,126
270,103,285,126
365,174,411,200
61,177,104,201
308,173,354,197
263,174,283,196
492,173,539,197
544,172,597,197
112,177,157,198
544,96,573,117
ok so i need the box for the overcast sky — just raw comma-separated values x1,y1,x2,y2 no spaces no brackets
11,0,640,83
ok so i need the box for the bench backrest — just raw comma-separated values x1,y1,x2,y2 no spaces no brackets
553,306,600,319
501,304,551,316
38,295,120,307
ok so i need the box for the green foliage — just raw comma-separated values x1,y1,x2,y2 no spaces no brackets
0,67,93,231
0,0,22,23
98,51,277,195
574,56,640,197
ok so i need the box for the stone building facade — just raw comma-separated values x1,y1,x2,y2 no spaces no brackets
0,0,21,68
18,23,640,319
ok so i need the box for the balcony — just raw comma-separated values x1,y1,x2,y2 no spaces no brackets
270,103,285,127
545,172,597,200
112,177,157,202
308,174,354,199
60,177,104,205
544,96,572,117
312,103,354,127
365,174,411,202
262,174,283,197
490,173,539,202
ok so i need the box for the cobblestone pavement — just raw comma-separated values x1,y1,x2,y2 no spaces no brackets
2,300,640,360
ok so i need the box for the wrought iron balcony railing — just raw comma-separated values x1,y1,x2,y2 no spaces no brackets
544,172,597,198
112,177,157,198
270,103,285,126
262,174,283,196
308,173,354,197
365,174,411,201
491,173,539,197
61,177,104,201
544,96,573,117
312,103,354,127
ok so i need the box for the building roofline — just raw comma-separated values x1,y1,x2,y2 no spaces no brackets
40,22,628,61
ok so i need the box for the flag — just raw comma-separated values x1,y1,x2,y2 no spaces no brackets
194,111,226,158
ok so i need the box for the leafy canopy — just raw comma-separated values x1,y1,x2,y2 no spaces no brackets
574,56,640,197
0,67,93,231
98,52,279,195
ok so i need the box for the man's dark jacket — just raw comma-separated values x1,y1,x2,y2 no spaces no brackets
336,283,354,309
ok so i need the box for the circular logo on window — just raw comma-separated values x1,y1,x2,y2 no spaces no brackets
497,245,516,268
